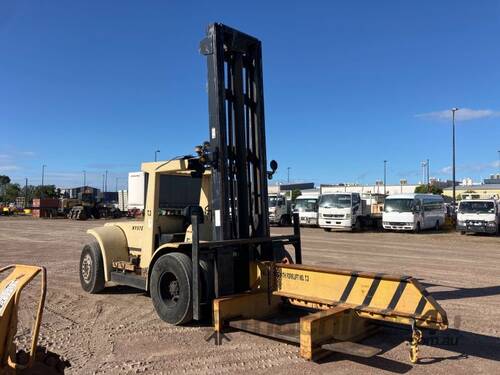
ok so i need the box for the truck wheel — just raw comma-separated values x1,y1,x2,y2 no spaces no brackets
273,243,294,264
354,219,362,232
460,231,466,235
279,216,287,226
80,241,105,293
150,252,193,325
324,228,332,232
414,222,421,234
434,220,440,231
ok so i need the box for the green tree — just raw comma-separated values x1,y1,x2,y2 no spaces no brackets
33,184,58,198
0,175,12,202
4,183,21,202
414,184,443,195
0,175,10,185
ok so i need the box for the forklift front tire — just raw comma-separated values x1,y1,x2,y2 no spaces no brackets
80,241,105,293
150,252,193,325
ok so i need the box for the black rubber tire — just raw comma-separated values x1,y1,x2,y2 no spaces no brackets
414,222,421,234
273,243,294,264
79,241,105,293
353,219,362,232
324,228,332,232
435,220,440,231
278,216,286,226
150,252,193,325
460,231,466,235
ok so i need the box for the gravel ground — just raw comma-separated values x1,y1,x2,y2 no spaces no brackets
1,216,499,374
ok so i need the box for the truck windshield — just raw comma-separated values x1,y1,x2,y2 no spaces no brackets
269,197,277,207
458,201,495,214
319,194,351,208
294,199,317,212
385,199,414,213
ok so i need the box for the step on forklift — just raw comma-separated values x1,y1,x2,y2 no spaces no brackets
79,23,448,363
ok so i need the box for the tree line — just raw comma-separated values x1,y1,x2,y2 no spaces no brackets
0,175,58,204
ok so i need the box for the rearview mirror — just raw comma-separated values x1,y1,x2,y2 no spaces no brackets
267,160,278,179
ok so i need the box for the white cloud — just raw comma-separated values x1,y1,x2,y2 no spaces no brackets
416,108,500,122
439,160,499,175
440,166,452,174
0,165,20,172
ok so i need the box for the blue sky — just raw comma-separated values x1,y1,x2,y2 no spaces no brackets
1,1,499,189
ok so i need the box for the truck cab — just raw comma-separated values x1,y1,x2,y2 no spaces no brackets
293,193,319,226
457,198,499,235
268,193,291,226
318,192,367,231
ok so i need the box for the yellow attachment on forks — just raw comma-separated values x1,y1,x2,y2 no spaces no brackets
0,265,47,371
213,262,448,363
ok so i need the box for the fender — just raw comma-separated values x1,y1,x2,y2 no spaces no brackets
147,242,191,290
87,225,129,282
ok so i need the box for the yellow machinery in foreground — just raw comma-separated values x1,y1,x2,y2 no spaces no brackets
80,23,448,365
214,262,447,362
0,265,46,372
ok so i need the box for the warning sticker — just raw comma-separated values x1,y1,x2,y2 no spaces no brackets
0,280,18,315
275,270,310,282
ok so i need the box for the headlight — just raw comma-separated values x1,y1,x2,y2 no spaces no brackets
487,221,497,227
457,220,465,226
383,221,388,225
345,214,351,219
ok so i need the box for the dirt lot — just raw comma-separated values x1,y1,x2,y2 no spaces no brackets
1,217,499,374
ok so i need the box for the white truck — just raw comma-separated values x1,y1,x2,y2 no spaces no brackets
382,193,445,232
293,192,319,226
268,193,292,226
456,198,499,235
318,192,378,231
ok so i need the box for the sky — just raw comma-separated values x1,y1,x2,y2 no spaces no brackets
1,0,499,190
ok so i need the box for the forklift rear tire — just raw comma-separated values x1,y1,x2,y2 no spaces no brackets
150,252,193,325
80,241,105,293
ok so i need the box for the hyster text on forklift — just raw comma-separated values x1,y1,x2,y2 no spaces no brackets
79,23,448,364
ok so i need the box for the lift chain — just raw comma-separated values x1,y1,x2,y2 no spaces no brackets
409,319,423,364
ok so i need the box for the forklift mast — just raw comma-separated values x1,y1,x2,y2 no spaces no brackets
200,23,270,242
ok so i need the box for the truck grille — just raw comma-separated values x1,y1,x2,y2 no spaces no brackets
323,214,344,219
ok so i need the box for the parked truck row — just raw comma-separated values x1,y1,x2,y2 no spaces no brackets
272,188,499,235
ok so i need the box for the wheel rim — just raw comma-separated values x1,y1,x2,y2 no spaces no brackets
81,253,93,283
159,272,180,307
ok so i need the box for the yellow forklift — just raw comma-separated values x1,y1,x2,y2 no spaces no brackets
79,23,447,363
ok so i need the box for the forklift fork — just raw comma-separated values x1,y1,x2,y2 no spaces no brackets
0,264,47,371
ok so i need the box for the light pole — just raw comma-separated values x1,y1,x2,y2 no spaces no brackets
41,164,46,187
105,170,108,192
25,178,28,208
497,150,500,174
115,177,123,192
287,167,290,183
421,161,426,184
155,150,160,162
40,164,47,198
400,179,407,193
426,158,430,185
383,160,387,195
83,170,86,187
451,108,459,209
